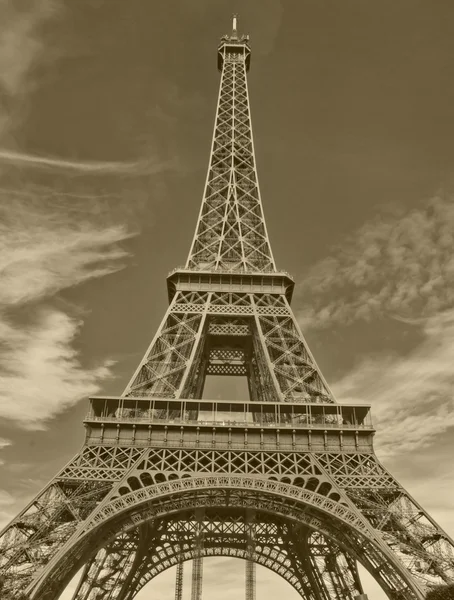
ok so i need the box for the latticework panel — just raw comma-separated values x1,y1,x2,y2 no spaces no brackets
60,446,147,481
348,484,454,587
305,531,363,600
316,453,454,588
135,447,317,479
68,511,362,600
69,529,143,600
123,291,335,404
123,294,207,399
0,479,112,597
256,310,333,403
186,47,275,273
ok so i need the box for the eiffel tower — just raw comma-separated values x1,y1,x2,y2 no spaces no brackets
1,15,454,600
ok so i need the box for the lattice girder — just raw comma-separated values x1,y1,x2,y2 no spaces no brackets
0,479,112,596
122,291,335,403
13,473,425,600
1,438,452,599
187,40,275,273
70,511,363,600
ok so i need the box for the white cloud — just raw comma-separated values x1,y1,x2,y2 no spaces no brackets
0,4,175,180
0,310,113,428
0,199,134,429
292,191,454,556
333,309,454,459
297,195,454,329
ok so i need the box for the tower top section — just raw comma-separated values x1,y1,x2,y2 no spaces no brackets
184,12,279,276
218,14,251,71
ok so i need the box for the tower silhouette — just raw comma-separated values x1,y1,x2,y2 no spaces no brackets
1,16,453,600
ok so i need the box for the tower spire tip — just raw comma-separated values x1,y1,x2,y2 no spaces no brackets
232,13,238,38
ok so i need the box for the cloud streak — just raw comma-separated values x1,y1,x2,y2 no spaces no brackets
0,438,11,467
297,195,454,329
0,200,133,307
0,149,173,175
0,198,135,429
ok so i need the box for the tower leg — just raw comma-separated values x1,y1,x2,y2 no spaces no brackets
245,560,256,600
175,554,184,600
245,509,256,600
191,509,204,600
69,524,156,600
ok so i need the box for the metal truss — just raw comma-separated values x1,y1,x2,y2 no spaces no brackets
63,510,362,600
174,551,183,600
186,26,274,273
245,509,256,600
1,15,454,600
191,508,204,600
0,479,112,596
122,291,334,403
1,445,452,598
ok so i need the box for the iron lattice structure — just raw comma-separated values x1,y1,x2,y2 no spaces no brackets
1,16,454,600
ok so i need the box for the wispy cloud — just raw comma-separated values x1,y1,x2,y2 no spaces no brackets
0,199,135,429
0,200,133,306
296,194,454,460
0,149,174,175
0,1,59,136
297,195,454,329
333,308,454,460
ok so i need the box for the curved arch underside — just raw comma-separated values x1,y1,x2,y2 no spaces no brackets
69,509,364,600
23,476,422,600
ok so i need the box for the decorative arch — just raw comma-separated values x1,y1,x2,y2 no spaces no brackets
70,508,364,600
26,475,423,600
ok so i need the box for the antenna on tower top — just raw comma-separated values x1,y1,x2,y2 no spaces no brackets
232,13,238,38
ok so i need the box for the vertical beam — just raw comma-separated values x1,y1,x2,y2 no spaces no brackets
191,509,204,600
176,293,212,399
245,509,256,600
191,555,203,600
175,554,184,600
245,560,256,600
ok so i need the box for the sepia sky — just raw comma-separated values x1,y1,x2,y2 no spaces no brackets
1,1,454,599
